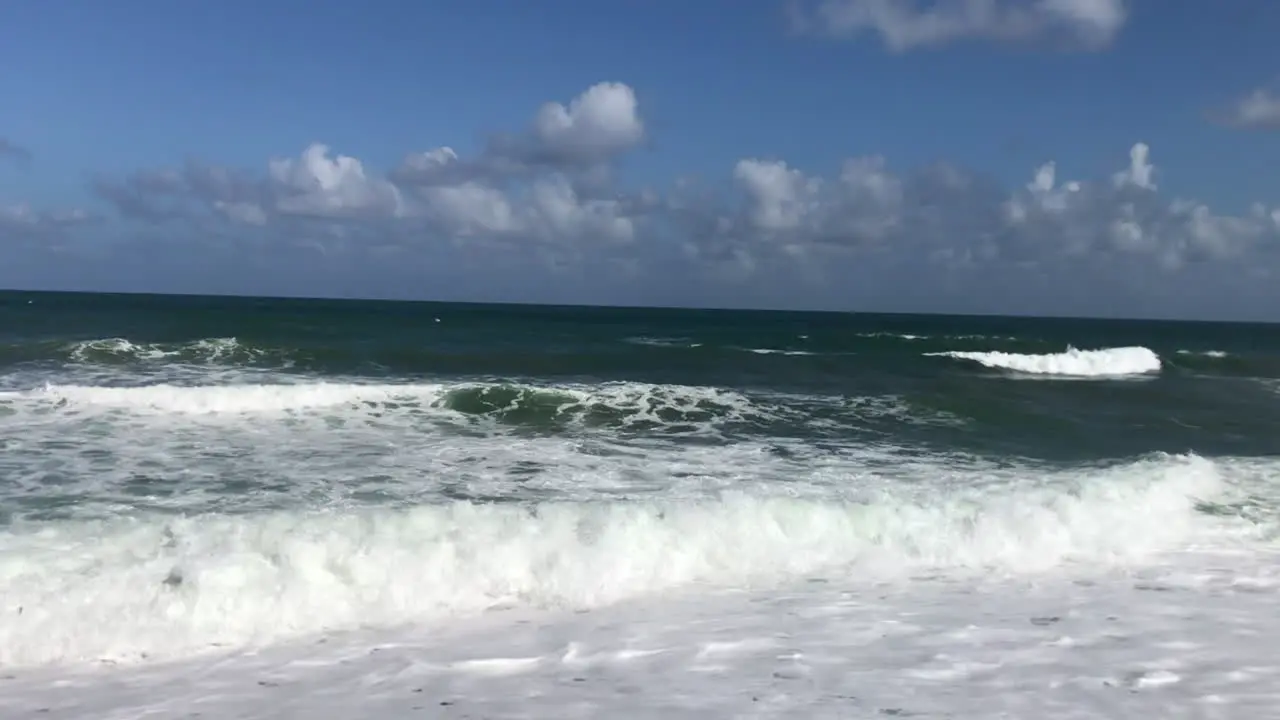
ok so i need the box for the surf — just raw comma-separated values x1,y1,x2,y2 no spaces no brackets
929,345,1162,378
0,452,1251,668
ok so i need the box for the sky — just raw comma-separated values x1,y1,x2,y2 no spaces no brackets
2,0,1279,320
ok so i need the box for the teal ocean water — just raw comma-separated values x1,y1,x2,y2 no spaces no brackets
1,289,1278,668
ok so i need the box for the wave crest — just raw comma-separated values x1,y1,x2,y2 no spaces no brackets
0,453,1240,667
6,380,783,434
931,346,1161,377
65,337,271,365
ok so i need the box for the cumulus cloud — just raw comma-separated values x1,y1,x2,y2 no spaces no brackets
1215,88,1280,130
392,81,644,187
511,81,645,166
655,136,1278,315
92,161,269,224
790,0,1128,51
269,144,406,220
727,155,903,254
994,143,1278,269
66,80,1280,317
90,82,648,259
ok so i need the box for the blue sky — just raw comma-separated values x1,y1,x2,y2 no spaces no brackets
2,0,1279,319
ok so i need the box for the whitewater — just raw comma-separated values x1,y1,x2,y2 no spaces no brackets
3,295,1280,718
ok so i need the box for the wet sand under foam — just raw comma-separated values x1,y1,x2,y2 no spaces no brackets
5,548,1278,720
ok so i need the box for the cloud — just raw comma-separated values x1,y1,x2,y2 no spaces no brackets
391,82,643,187
44,80,1280,318
91,82,648,259
1214,88,1280,131
790,0,1128,51
711,140,1278,273
269,144,406,220
1,203,97,244
0,138,32,165
0,138,94,247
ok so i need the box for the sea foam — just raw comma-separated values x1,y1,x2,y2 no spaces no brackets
0,452,1247,667
931,346,1162,377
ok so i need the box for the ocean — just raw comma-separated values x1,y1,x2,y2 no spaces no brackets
2,289,1278,718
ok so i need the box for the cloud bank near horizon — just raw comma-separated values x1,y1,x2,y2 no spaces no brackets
3,1,1280,318
5,79,1280,316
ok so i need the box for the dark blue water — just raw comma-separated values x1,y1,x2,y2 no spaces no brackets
2,290,1278,463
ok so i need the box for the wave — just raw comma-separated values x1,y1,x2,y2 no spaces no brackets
930,346,1162,378
623,336,703,349
855,332,1019,342
1,378,976,440
64,337,278,366
67,337,253,362
856,332,928,341
741,348,817,356
1166,349,1280,381
0,452,1252,667
6,380,776,429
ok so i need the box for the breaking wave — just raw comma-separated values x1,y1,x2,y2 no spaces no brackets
5,380,779,430
741,348,817,356
931,346,1162,378
64,337,276,366
0,380,971,454
0,452,1255,667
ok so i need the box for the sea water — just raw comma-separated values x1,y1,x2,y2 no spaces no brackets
1,291,1278,718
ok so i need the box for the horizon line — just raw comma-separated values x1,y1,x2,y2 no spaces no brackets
1,286,1274,326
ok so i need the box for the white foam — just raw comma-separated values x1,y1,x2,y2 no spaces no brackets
8,379,759,419
30,381,438,414
0,377,972,524
855,333,1017,341
1176,349,1229,358
4,545,1279,719
0,452,1257,667
743,348,816,356
857,332,927,341
66,337,253,363
932,346,1162,377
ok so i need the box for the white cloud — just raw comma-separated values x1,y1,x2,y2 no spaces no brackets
793,0,1127,51
526,176,635,243
421,182,521,237
734,159,822,232
1218,88,1280,130
718,141,1279,275
412,176,635,246
1112,142,1155,190
529,82,645,162
394,81,646,187
69,81,1280,317
268,143,405,219
728,156,903,252
87,83,650,259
